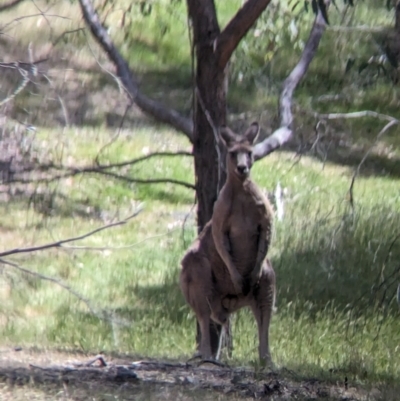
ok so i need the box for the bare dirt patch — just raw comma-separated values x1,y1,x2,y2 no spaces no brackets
0,348,382,400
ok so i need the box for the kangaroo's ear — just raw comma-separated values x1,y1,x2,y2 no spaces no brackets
220,125,238,147
244,122,260,144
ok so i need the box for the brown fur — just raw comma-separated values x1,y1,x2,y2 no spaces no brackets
180,122,276,363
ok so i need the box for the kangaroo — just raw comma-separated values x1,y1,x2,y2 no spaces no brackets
180,122,275,364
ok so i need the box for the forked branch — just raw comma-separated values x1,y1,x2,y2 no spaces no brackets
77,0,193,140
253,2,330,160
217,0,272,69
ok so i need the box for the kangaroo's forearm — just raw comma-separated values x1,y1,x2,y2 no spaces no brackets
213,230,238,276
253,234,268,276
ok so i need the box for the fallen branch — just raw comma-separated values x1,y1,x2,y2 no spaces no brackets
0,207,143,257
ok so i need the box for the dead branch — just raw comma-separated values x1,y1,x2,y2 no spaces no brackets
348,120,399,209
77,0,193,140
217,0,271,69
0,207,143,257
253,2,331,160
317,110,400,123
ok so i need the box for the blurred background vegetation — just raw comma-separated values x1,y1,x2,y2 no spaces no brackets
0,0,399,398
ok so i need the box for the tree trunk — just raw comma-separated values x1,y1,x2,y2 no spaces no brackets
188,4,226,230
187,0,229,358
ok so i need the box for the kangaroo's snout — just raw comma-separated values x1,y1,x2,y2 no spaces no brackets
237,165,248,175
235,151,251,177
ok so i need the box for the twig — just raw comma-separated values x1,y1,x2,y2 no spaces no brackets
0,207,143,257
51,28,85,48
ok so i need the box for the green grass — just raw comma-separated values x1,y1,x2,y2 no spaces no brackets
1,127,399,390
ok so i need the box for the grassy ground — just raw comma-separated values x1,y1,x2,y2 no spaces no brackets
1,126,399,388
0,0,400,400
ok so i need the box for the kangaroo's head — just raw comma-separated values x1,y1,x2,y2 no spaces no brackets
220,122,260,180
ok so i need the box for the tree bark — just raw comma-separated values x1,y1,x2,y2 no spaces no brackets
187,0,225,230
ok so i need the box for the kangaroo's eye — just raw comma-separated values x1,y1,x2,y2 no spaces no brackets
248,152,252,158
230,151,237,158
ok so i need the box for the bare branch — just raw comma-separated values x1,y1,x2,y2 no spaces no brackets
0,207,143,257
61,227,180,251
348,120,399,208
13,167,195,190
317,110,400,123
217,0,271,69
77,0,193,140
253,4,330,161
11,150,194,189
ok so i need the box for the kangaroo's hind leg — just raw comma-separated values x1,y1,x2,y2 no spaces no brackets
180,252,214,359
250,259,276,365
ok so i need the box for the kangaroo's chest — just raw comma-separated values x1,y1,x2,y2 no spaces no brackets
227,194,263,249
